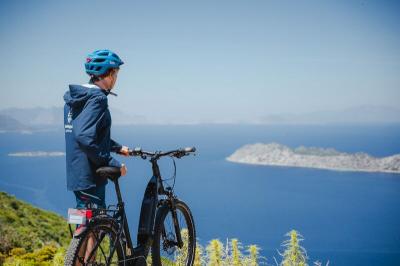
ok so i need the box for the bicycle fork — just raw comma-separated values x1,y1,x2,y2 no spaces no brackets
164,201,184,249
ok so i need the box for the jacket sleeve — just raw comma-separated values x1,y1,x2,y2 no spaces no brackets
73,96,122,168
111,139,122,153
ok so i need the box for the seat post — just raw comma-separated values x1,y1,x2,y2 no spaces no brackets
113,178,134,252
114,179,123,204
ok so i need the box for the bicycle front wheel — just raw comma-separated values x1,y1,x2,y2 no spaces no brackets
151,199,196,266
65,219,125,266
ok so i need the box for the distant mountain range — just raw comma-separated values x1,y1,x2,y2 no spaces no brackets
0,106,146,132
0,107,62,129
0,105,399,132
0,114,29,132
257,106,400,125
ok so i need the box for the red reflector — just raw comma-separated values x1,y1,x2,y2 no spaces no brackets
85,209,93,219
68,208,93,224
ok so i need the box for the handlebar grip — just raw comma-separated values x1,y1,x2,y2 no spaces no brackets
183,147,196,153
128,147,142,156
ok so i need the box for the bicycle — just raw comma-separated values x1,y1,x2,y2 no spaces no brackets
65,147,197,266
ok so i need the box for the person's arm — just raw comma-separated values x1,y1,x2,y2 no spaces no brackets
110,139,122,153
73,96,121,168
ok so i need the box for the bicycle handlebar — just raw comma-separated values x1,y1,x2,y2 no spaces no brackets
128,146,196,159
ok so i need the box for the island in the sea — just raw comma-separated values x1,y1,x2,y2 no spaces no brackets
8,151,65,157
226,143,400,174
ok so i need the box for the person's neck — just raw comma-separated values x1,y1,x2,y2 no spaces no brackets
93,81,110,91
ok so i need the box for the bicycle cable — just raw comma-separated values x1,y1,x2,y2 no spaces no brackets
160,156,177,191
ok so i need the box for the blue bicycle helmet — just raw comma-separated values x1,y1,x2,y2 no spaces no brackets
85,49,124,76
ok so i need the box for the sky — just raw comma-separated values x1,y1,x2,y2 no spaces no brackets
0,0,399,123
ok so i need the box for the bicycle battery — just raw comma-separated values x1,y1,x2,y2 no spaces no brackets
137,175,158,246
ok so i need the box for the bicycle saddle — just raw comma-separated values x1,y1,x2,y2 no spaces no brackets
96,167,121,181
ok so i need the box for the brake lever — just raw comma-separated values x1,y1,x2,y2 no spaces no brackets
173,151,185,159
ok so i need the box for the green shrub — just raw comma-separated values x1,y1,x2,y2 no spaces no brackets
194,241,205,266
280,230,308,266
3,245,58,266
0,252,6,265
52,247,66,266
206,239,225,266
9,248,26,257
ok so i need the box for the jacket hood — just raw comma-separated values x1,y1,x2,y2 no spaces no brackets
64,84,107,107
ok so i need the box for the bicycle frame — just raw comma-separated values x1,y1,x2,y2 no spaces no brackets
110,155,181,265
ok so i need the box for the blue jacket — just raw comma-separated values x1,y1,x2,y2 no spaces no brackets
63,84,122,191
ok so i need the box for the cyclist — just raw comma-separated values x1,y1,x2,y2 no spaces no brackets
63,49,129,262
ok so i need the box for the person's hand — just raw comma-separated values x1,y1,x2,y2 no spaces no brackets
119,146,130,156
120,164,127,176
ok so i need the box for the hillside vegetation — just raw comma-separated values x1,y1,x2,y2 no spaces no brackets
0,192,69,265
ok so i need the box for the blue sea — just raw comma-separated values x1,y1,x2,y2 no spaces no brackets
1,124,400,265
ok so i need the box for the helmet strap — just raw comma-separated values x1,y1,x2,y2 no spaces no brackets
108,91,118,97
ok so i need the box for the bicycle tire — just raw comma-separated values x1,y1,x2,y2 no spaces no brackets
65,218,125,266
151,199,196,266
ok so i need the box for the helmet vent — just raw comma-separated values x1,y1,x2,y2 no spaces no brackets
93,58,105,63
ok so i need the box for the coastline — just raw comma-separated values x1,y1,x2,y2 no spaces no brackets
226,157,400,174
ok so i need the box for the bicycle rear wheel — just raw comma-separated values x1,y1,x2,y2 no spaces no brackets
65,219,125,265
151,199,196,266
